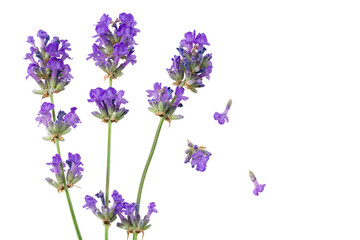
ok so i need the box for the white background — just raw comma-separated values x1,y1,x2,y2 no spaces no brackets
1,0,360,239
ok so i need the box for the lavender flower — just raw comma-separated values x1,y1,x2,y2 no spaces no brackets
66,152,84,187
46,153,84,191
167,30,212,93
249,171,266,196
117,202,157,238
184,140,212,172
214,99,232,125
83,190,126,225
25,30,72,98
146,82,188,124
45,154,66,190
36,102,81,142
87,13,140,80
88,87,129,123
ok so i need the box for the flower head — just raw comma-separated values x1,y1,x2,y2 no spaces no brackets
146,82,188,124
87,13,140,80
184,140,212,172
36,102,81,142
45,154,66,191
66,152,84,186
167,30,212,93
84,190,127,225
88,87,129,123
214,99,232,125
249,171,266,196
46,152,84,191
25,30,72,98
117,201,157,239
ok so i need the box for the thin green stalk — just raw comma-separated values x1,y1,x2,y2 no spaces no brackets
55,138,83,240
105,76,113,240
136,117,165,209
49,92,56,122
105,121,112,205
105,224,109,240
50,92,82,240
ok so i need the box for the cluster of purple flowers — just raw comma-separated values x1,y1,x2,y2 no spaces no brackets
116,202,157,237
88,87,129,123
167,30,212,93
214,99,232,125
87,13,140,79
184,141,212,172
83,190,125,224
36,102,81,141
146,82,188,123
84,190,157,235
25,30,72,98
45,153,84,191
249,171,266,196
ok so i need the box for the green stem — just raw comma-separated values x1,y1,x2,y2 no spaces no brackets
49,92,56,122
105,121,112,205
133,232,138,240
136,117,165,210
55,138,83,240
105,224,109,240
105,76,113,240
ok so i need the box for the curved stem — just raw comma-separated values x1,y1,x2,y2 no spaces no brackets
136,117,165,210
105,121,112,205
55,138,83,240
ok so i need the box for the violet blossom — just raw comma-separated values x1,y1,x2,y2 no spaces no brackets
46,153,84,191
83,190,126,225
88,87,129,123
214,99,232,125
87,13,140,80
66,152,84,187
117,201,157,238
146,82,188,124
36,102,81,142
184,140,212,172
249,171,266,196
25,30,72,98
167,30,212,93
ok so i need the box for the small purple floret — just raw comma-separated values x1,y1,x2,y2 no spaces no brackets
214,99,232,125
35,102,54,127
83,195,98,213
145,202,158,219
249,171,266,196
66,152,83,178
63,107,81,128
190,150,210,172
46,154,65,175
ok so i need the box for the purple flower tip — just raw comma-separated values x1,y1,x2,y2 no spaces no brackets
63,107,81,128
83,195,98,212
190,150,210,172
37,30,49,39
145,202,158,219
46,154,65,175
214,99,232,125
36,102,54,127
249,171,266,196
